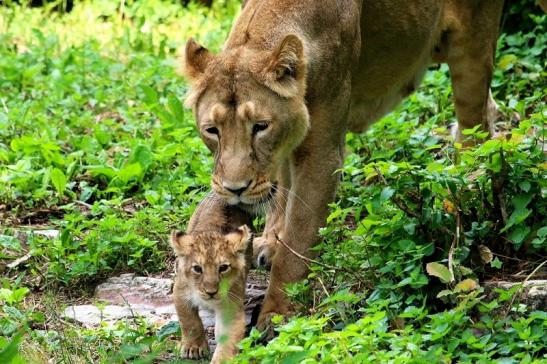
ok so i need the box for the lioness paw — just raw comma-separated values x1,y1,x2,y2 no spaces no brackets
252,235,277,269
180,340,209,360
256,311,288,342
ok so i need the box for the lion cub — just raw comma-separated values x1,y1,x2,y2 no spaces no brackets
170,193,252,364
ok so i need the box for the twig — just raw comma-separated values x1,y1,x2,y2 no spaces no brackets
274,233,336,271
74,200,93,209
0,98,8,113
492,250,526,262
316,276,330,298
274,233,371,288
447,212,460,283
490,149,508,225
7,252,32,269
523,260,547,283
506,260,547,315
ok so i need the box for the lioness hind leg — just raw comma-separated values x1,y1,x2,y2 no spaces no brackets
445,0,504,142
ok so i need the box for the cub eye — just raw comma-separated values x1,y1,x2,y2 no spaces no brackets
205,126,219,135
252,122,268,135
192,265,203,274
218,264,230,273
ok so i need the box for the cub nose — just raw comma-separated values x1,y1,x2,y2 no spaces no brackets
223,180,251,196
205,289,218,297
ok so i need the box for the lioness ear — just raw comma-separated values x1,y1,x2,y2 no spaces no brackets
184,38,214,81
260,34,306,98
226,225,252,254
170,230,192,256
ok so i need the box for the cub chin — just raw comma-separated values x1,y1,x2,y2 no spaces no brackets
170,193,253,364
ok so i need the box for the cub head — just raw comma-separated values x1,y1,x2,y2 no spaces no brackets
183,34,310,207
170,225,252,303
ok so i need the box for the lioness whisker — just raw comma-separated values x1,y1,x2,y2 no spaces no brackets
275,185,313,213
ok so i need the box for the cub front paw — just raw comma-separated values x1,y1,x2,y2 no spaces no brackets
252,235,277,269
180,339,209,360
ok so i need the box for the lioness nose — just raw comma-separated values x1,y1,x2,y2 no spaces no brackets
223,180,251,196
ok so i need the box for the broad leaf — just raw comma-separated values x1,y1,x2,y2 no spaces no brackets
50,168,67,197
426,262,453,283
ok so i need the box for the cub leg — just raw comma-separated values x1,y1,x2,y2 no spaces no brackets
173,282,208,359
211,303,246,364
446,0,504,142
253,164,290,268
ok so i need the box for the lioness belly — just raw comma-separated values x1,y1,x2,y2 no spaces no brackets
348,0,443,132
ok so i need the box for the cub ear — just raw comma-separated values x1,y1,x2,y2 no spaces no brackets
226,225,252,255
184,38,214,81
170,230,192,256
260,34,306,98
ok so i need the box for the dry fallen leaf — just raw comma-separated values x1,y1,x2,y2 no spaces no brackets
442,199,456,215
478,244,493,264
455,278,479,292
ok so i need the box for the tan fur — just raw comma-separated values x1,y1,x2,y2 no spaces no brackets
171,193,252,363
182,0,504,334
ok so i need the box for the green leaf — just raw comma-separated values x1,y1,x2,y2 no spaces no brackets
117,163,143,183
140,85,159,107
280,350,310,364
436,289,454,298
0,331,23,364
512,194,533,211
129,144,153,171
156,321,180,341
50,168,67,197
490,257,502,269
508,225,531,249
501,194,533,232
518,181,531,193
503,208,532,233
380,186,395,202
498,54,517,70
167,94,184,123
426,262,453,283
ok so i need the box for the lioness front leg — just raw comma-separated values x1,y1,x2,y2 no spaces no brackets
257,104,347,334
173,284,208,359
253,165,290,268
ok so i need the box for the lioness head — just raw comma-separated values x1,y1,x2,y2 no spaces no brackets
170,226,252,303
183,35,310,207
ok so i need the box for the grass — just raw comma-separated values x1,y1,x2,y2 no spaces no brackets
0,1,546,363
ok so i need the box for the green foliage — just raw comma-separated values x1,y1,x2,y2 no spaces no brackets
503,0,546,34
0,1,545,363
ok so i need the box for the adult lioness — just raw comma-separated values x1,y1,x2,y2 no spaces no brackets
183,0,504,332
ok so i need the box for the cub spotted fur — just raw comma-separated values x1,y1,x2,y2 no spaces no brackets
170,193,252,363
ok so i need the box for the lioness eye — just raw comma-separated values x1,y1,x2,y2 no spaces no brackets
192,265,203,274
218,264,230,273
252,122,268,135
205,126,219,135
